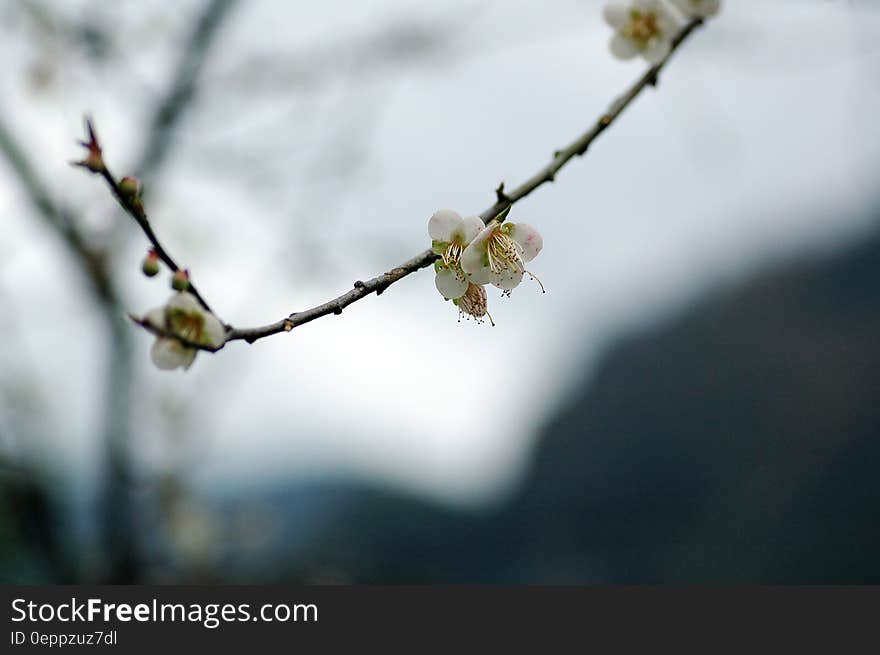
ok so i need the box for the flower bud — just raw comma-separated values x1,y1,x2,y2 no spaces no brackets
119,176,141,199
171,269,190,291
141,250,160,277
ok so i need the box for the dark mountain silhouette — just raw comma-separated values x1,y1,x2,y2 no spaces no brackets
272,222,880,583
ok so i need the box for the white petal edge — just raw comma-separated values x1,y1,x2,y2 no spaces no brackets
602,3,630,30
460,215,485,246
509,223,543,263
462,221,515,285
202,313,227,347
642,37,672,64
460,222,495,276
150,337,196,370
701,0,721,17
633,0,661,12
144,307,166,329
166,291,202,312
435,267,468,300
491,269,524,291
428,209,463,242
610,34,639,60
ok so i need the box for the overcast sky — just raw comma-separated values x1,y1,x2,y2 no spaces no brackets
2,0,880,510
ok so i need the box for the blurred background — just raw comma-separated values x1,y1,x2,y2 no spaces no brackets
1,0,879,583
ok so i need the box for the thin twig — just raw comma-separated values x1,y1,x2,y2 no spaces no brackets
74,117,217,316
102,162,217,315
226,18,706,347
80,17,705,352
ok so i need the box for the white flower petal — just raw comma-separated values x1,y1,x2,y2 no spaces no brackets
181,349,198,370
509,223,543,263
656,11,680,34
610,34,639,60
460,215,485,246
202,313,227,347
150,337,196,370
145,307,166,329
491,268,524,291
166,291,201,312
701,0,721,17
465,263,493,286
643,37,672,64
435,266,468,300
461,222,498,284
633,0,661,12
428,209,463,242
602,3,630,30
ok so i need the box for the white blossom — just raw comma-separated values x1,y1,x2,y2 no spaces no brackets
142,292,226,371
460,219,543,293
603,0,680,64
428,209,484,300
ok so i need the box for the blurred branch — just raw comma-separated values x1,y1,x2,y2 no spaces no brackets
1,0,238,584
0,114,137,583
135,0,239,180
0,118,113,302
76,18,706,352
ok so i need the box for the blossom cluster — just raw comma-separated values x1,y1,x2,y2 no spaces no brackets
603,0,720,64
428,209,543,324
112,0,720,369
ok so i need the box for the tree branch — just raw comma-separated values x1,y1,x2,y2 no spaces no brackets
135,0,239,180
81,17,705,353
0,118,114,302
74,117,217,316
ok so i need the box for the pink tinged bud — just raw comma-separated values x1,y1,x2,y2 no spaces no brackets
142,250,160,277
171,269,190,291
72,118,105,173
119,176,141,198
73,150,105,173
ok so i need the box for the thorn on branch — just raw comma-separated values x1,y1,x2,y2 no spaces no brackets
495,181,511,205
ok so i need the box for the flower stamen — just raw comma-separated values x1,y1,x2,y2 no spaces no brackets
442,241,463,267
623,11,659,44
455,283,494,326
487,228,524,276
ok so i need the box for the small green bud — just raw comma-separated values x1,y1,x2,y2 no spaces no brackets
171,269,189,291
119,176,141,198
141,250,160,277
